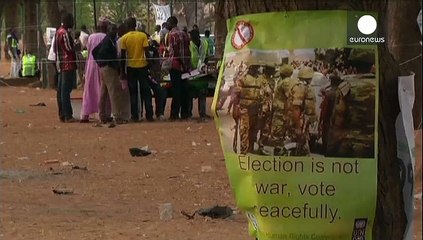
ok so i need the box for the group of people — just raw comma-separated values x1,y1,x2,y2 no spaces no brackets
220,54,376,158
290,59,359,77
52,11,215,124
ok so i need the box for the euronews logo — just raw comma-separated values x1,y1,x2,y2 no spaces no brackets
347,12,385,45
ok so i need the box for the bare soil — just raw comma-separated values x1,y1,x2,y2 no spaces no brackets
0,58,421,240
0,86,249,240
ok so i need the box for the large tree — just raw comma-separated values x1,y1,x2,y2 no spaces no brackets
387,1,422,129
45,0,60,28
22,0,41,55
1,2,21,60
1,0,45,59
0,2,4,60
57,0,73,14
215,1,413,239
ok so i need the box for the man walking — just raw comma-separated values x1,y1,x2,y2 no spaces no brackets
120,17,154,122
55,12,77,123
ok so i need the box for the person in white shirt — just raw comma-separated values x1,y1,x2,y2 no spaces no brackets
79,25,90,50
47,35,58,88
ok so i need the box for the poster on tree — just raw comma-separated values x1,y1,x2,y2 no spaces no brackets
212,11,378,240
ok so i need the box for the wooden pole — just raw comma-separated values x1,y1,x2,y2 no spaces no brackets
125,0,129,18
120,0,123,21
73,0,76,29
21,2,24,43
147,0,151,33
36,2,40,63
194,0,197,26
93,0,97,28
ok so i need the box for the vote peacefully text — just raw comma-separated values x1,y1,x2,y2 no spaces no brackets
236,156,362,223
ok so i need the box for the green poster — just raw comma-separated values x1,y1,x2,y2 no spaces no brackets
212,11,378,240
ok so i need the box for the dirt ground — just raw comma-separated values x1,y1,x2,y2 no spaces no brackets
0,58,421,240
0,86,250,240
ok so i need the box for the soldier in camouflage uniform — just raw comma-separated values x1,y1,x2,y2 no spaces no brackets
237,65,264,155
257,65,277,154
270,66,317,156
319,72,375,158
319,73,342,156
218,61,248,111
231,76,243,152
267,64,294,155
290,67,317,156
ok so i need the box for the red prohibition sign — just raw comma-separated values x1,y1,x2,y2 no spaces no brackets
231,20,254,50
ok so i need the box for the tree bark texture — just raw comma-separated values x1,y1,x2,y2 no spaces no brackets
387,0,422,129
46,0,60,28
22,0,39,56
58,0,73,15
214,1,407,239
2,2,21,60
3,2,20,35
0,2,4,60
0,2,4,20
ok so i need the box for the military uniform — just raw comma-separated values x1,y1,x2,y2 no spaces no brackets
321,74,375,158
257,66,276,153
266,65,294,155
319,81,338,155
269,77,292,152
237,66,264,155
270,66,316,156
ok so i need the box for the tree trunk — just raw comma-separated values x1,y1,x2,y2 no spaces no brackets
46,0,60,28
22,0,38,55
3,2,20,36
3,2,20,60
0,2,4,23
201,2,215,31
173,2,191,29
0,2,4,61
215,1,408,239
387,0,422,129
0,2,4,21
58,0,73,14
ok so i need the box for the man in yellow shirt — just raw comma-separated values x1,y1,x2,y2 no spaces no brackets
120,17,154,122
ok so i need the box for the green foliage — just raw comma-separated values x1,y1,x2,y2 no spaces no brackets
36,0,215,34
71,0,154,32
75,0,94,30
